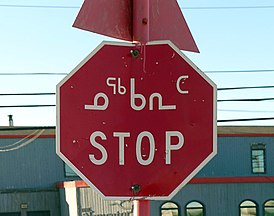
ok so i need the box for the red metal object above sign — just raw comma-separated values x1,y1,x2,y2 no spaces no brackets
56,41,216,200
73,0,199,52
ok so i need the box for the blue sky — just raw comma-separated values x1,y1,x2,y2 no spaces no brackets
0,0,273,126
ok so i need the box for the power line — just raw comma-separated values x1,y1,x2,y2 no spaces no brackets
1,4,274,10
1,96,274,107
1,69,274,76
0,104,273,123
182,6,274,10
218,98,274,102
0,85,273,97
0,4,79,9
3,103,274,113
218,86,274,91
0,93,55,96
0,105,55,108
0,73,67,76
218,117,274,123
204,69,274,73
219,109,274,113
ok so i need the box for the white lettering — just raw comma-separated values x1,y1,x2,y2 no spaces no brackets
106,77,126,95
149,93,176,110
130,78,146,111
88,130,184,165
136,131,155,166
89,131,108,165
176,75,189,94
106,77,117,94
113,132,130,165
85,93,109,110
130,78,176,111
165,131,184,164
117,78,126,95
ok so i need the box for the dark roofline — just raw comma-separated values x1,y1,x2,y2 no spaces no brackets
0,126,273,136
0,126,55,131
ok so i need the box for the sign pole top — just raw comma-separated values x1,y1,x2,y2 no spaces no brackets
132,0,150,43
73,0,199,52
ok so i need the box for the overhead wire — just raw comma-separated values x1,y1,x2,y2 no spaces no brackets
218,117,274,123
0,95,273,122
219,109,274,113
0,105,55,108
1,4,274,10
0,91,273,122
204,69,274,74
218,98,274,102
0,104,272,123
182,6,274,10
0,73,67,76
0,93,55,96
0,129,45,152
218,86,274,91
0,4,79,9
0,82,273,102
0,98,273,103
1,92,274,101
1,69,274,76
1,97,273,108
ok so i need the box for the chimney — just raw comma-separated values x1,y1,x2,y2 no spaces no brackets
8,115,14,127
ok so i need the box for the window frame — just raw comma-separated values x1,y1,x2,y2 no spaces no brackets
251,143,266,174
160,201,180,216
239,199,258,216
185,200,205,216
264,199,274,216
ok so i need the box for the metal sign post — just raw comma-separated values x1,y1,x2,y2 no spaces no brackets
133,200,150,216
132,0,150,43
132,6,154,215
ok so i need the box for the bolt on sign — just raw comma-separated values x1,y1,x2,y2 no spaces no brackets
56,40,217,200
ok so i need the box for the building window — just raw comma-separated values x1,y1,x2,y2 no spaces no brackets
161,201,180,216
186,201,204,216
240,200,257,216
251,143,266,174
264,200,274,216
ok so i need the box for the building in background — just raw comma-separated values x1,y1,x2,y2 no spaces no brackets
0,126,274,216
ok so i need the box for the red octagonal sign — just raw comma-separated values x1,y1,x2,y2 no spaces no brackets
56,41,217,200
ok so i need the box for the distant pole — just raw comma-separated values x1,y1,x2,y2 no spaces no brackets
133,200,150,216
8,115,14,127
132,0,150,43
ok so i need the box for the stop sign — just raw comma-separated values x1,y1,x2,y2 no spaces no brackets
56,41,217,200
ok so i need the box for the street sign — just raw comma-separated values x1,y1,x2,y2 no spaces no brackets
56,41,217,200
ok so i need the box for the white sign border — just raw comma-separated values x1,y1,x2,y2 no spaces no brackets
56,40,217,201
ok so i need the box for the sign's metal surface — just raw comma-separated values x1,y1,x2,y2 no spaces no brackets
56,41,217,200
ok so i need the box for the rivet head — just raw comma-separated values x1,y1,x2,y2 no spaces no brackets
131,184,141,193
130,49,140,58
142,18,148,24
